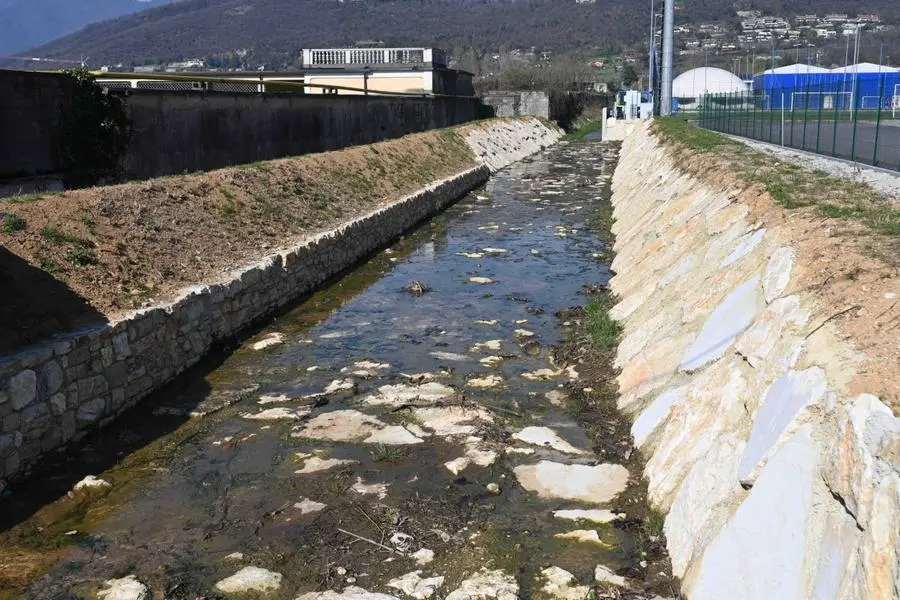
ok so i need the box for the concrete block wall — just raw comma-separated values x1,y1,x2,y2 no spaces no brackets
610,122,899,599
0,116,563,488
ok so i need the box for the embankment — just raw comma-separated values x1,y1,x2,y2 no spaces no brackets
609,121,898,598
0,117,562,486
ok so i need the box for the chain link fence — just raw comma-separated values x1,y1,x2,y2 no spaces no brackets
695,73,900,172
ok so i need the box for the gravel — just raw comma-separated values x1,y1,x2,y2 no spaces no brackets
730,136,900,203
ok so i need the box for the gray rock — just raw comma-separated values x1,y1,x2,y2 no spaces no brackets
38,360,64,400
76,398,105,425
9,370,37,410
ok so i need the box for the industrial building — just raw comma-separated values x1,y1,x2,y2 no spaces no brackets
94,47,475,98
752,62,900,110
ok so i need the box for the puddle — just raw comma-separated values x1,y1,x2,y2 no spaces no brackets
1,142,675,599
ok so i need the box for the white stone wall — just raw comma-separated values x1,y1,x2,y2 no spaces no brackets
0,117,563,488
610,122,899,599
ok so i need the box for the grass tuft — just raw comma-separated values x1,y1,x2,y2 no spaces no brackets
585,296,620,350
2,213,26,233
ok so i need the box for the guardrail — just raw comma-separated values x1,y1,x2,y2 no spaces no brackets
696,75,900,172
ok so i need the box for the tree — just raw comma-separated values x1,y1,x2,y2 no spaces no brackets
621,64,638,88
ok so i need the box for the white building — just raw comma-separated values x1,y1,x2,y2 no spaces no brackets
673,67,750,109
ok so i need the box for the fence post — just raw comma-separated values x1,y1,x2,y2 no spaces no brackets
872,73,885,166
789,87,796,147
831,85,840,157
769,90,775,143
815,81,824,154
781,91,785,146
850,73,861,162
801,77,810,151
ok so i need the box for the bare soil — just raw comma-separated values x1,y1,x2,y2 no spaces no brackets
655,124,899,413
0,128,476,353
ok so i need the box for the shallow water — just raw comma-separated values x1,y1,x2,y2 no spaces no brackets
9,141,669,599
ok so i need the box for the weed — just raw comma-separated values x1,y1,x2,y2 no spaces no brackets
370,444,406,463
585,296,620,350
220,186,235,200
65,246,98,267
37,256,61,275
80,216,97,234
654,117,740,152
1,213,26,233
41,226,89,247
562,120,603,141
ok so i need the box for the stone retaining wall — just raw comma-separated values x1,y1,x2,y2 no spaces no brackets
0,116,562,488
610,122,899,599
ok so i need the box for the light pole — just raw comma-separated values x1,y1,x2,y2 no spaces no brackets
660,0,675,115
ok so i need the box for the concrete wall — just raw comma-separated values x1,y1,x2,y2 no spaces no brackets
481,91,551,119
610,122,899,599
119,90,482,180
0,70,74,179
0,69,487,184
0,117,563,488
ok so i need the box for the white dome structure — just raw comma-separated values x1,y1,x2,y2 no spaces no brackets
673,67,749,109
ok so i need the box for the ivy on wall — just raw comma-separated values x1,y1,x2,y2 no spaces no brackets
58,68,131,188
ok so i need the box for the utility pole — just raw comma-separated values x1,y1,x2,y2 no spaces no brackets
660,0,675,115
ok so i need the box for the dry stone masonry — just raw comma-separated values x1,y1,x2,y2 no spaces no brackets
0,117,563,487
610,122,899,599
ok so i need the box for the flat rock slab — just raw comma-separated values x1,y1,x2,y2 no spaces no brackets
387,571,445,599
513,460,629,503
364,425,425,445
296,587,401,600
445,569,519,600
363,383,456,408
540,567,591,600
292,410,385,441
295,456,358,474
97,576,149,600
552,509,619,523
680,275,761,372
242,407,311,421
215,566,283,595
512,426,588,455
412,406,494,437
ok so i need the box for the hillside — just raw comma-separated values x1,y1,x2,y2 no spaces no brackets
0,0,179,57
14,0,900,71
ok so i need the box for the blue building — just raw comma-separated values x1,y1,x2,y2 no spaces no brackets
752,63,900,110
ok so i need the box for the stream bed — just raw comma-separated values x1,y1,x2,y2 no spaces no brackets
4,141,676,600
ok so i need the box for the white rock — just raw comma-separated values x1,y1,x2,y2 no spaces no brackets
412,406,494,437
258,394,291,405
97,575,148,600
296,456,358,474
354,361,390,370
292,410,385,442
429,352,470,362
540,567,591,600
680,275,761,372
72,475,111,492
252,333,284,351
351,477,389,499
468,277,496,285
513,329,535,339
411,548,435,566
512,427,588,455
467,374,504,389
445,569,519,600
474,320,500,326
470,340,504,353
445,457,471,476
387,571,444,599
738,368,826,485
544,391,568,406
324,379,357,395
242,407,310,421
521,368,560,381
224,552,245,561
554,530,608,545
763,247,794,303
720,229,766,268
364,426,424,445
295,498,327,514
513,461,629,503
553,509,619,524
688,427,818,600
457,252,486,259
631,387,687,448
295,586,400,600
480,356,504,367
594,565,627,588
505,447,536,456
215,566,283,595
482,248,508,254
362,383,455,408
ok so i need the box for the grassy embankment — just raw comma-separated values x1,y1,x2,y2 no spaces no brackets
654,117,900,238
